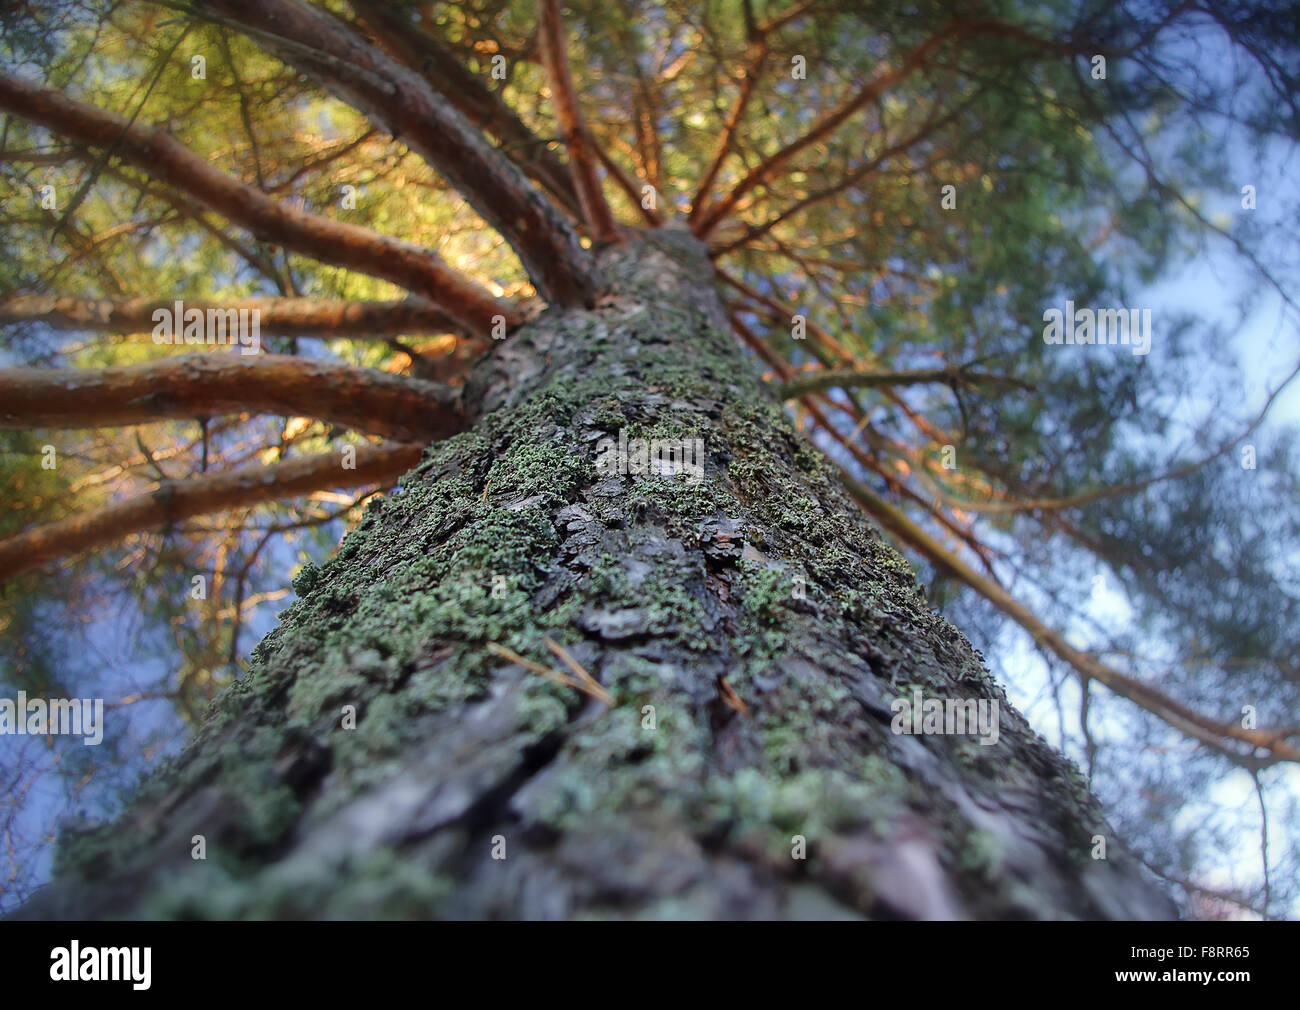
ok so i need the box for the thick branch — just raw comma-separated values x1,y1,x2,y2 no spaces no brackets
0,354,463,443
0,71,515,334
0,294,468,339
536,0,619,242
205,0,597,306
346,0,582,221
0,442,423,584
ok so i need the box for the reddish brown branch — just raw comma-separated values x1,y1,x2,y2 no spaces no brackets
710,110,968,257
0,442,423,584
0,354,463,443
0,294,468,339
779,364,1031,399
536,0,620,243
689,43,769,226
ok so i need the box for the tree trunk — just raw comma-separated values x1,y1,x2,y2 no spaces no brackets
25,229,1175,920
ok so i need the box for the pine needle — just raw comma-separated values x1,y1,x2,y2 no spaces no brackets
717,676,750,717
486,641,611,704
542,635,612,704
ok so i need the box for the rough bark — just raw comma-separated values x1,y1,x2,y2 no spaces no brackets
20,230,1174,920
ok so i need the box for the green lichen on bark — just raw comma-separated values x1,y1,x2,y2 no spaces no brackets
28,231,1172,921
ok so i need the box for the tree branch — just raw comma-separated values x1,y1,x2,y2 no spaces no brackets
0,70,516,334
201,0,598,305
694,17,1074,237
0,442,423,584
779,364,1032,399
0,354,463,443
536,0,619,242
346,0,583,221
709,96,975,257
924,349,1300,516
692,25,957,236
0,293,468,339
689,39,769,226
592,140,664,227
